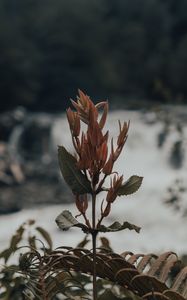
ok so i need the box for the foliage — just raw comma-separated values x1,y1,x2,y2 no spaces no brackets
58,146,92,194
0,220,53,299
1,90,187,300
1,225,187,300
32,248,187,300
0,223,140,300
55,90,143,299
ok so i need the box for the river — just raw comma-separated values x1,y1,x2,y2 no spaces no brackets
0,108,187,255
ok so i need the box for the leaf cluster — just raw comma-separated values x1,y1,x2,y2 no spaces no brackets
58,144,143,199
0,224,138,300
1,223,187,300
24,246,187,300
0,220,52,299
55,210,140,234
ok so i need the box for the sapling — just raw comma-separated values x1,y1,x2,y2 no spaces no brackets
56,90,143,300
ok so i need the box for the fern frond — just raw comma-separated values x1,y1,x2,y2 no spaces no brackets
37,248,186,300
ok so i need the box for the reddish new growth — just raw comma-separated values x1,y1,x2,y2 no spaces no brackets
66,90,129,225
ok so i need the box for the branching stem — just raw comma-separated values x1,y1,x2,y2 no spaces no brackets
96,174,107,193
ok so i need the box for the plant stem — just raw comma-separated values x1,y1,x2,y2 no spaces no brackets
92,231,97,300
40,266,48,300
92,192,97,300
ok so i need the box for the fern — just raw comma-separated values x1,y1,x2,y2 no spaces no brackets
20,247,187,300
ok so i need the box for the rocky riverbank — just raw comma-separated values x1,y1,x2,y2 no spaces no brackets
0,108,71,214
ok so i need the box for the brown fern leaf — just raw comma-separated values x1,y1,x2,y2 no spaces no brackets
127,254,145,266
120,251,134,260
115,268,139,288
136,254,158,273
165,266,187,299
46,272,71,299
164,290,186,300
26,249,187,300
147,252,178,280
142,291,170,300
158,254,179,282
94,253,115,280
131,274,168,296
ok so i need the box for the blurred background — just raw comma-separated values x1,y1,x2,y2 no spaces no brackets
1,0,187,112
0,0,187,254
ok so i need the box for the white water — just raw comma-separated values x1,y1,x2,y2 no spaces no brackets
1,110,187,256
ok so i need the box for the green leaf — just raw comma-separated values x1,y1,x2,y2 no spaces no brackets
58,146,91,194
55,210,89,233
0,248,12,263
100,237,112,251
35,227,53,250
76,235,90,248
117,175,143,196
98,221,141,233
28,236,37,250
0,225,25,263
10,225,25,250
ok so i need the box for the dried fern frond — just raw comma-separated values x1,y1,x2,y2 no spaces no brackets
24,248,187,300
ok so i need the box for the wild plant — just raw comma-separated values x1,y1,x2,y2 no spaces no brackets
55,90,143,300
1,91,187,300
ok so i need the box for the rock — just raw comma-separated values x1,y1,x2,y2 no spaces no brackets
0,187,21,214
0,109,73,215
0,107,26,142
0,178,72,215
0,141,24,186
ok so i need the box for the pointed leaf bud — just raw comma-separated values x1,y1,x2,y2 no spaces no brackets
106,175,123,203
117,121,129,147
97,101,108,129
103,155,113,175
103,202,111,217
76,194,88,214
66,108,80,137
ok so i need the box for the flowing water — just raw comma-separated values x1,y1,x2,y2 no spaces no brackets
1,108,187,255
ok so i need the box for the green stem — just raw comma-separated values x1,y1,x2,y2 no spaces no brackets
92,192,97,300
